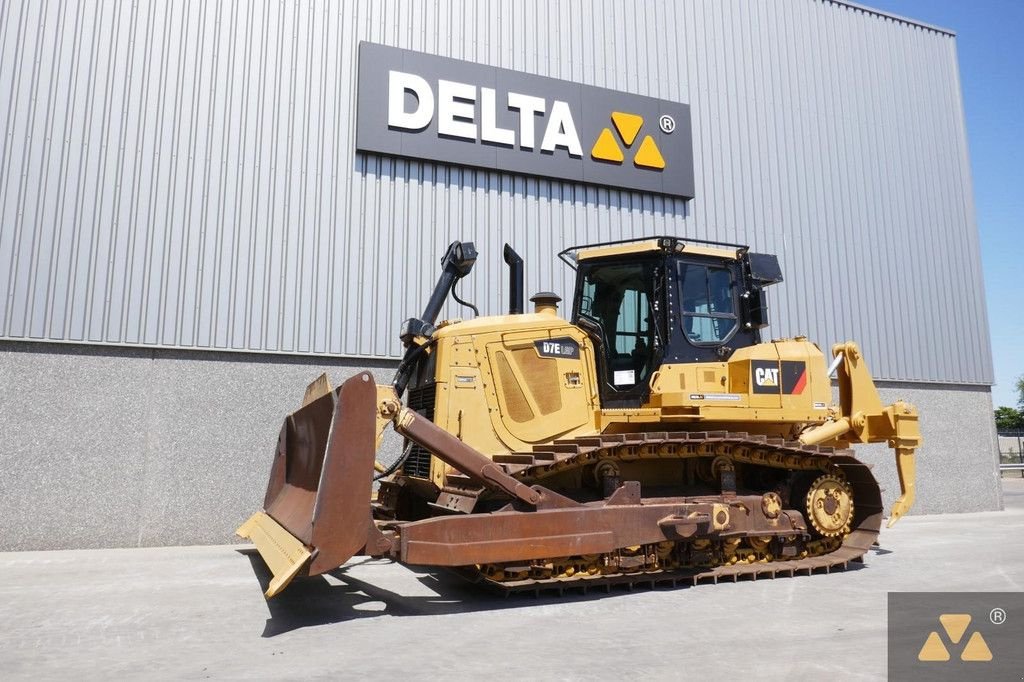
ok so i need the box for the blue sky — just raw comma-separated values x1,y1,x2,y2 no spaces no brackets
867,1,1023,408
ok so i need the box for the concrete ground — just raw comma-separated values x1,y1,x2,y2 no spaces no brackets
2,481,1022,681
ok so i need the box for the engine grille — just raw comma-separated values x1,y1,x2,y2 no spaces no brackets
402,383,436,478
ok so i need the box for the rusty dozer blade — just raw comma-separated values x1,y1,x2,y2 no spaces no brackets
237,372,379,598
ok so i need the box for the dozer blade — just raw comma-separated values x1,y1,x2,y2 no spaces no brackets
236,512,312,598
237,372,380,597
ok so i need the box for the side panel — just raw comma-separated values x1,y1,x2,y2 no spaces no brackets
638,339,831,425
427,317,600,473
778,342,831,414
483,328,595,447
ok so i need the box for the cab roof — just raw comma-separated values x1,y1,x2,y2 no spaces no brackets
561,236,746,267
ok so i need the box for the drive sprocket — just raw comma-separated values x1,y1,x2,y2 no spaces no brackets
805,473,854,537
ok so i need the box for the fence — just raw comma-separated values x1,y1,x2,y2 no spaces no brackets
998,431,1024,477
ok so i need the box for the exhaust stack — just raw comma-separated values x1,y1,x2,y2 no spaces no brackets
503,244,524,315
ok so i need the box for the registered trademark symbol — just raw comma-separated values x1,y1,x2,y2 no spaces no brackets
659,114,676,134
990,607,1006,625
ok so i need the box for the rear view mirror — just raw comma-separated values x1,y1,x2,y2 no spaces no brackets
747,252,783,286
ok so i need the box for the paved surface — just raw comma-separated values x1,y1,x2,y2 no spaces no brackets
2,480,1022,681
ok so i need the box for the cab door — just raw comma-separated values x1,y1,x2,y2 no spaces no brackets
573,259,664,408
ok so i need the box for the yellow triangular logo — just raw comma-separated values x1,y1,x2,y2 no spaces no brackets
633,135,665,170
611,112,643,146
961,632,993,662
939,614,971,644
591,128,624,163
918,631,950,662
592,113,666,170
918,613,995,664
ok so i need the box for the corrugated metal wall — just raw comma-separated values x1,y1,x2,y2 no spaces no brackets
0,0,992,384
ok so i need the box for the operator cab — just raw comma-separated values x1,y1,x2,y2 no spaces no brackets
563,237,783,408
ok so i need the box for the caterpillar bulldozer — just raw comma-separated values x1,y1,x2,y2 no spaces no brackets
237,236,921,598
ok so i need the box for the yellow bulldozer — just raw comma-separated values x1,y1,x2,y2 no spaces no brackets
238,237,921,598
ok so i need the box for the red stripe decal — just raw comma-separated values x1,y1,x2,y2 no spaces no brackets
792,370,807,395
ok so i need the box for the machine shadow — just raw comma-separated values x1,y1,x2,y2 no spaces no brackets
242,551,615,637
242,548,872,637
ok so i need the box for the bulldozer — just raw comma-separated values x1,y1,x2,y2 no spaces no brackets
237,236,921,598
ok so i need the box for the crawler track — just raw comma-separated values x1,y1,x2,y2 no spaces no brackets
460,431,883,594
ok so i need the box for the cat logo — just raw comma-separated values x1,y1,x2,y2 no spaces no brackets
754,366,779,387
751,360,806,395
918,614,993,662
591,112,666,170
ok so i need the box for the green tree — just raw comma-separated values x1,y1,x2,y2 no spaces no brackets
1017,375,1024,408
995,406,1024,431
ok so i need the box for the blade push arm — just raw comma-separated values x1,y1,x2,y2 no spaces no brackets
377,390,541,506
799,342,921,527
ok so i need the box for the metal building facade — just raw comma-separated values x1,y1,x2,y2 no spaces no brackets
0,1,1004,551
0,0,992,385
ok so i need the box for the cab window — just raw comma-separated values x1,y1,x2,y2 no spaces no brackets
678,262,737,345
